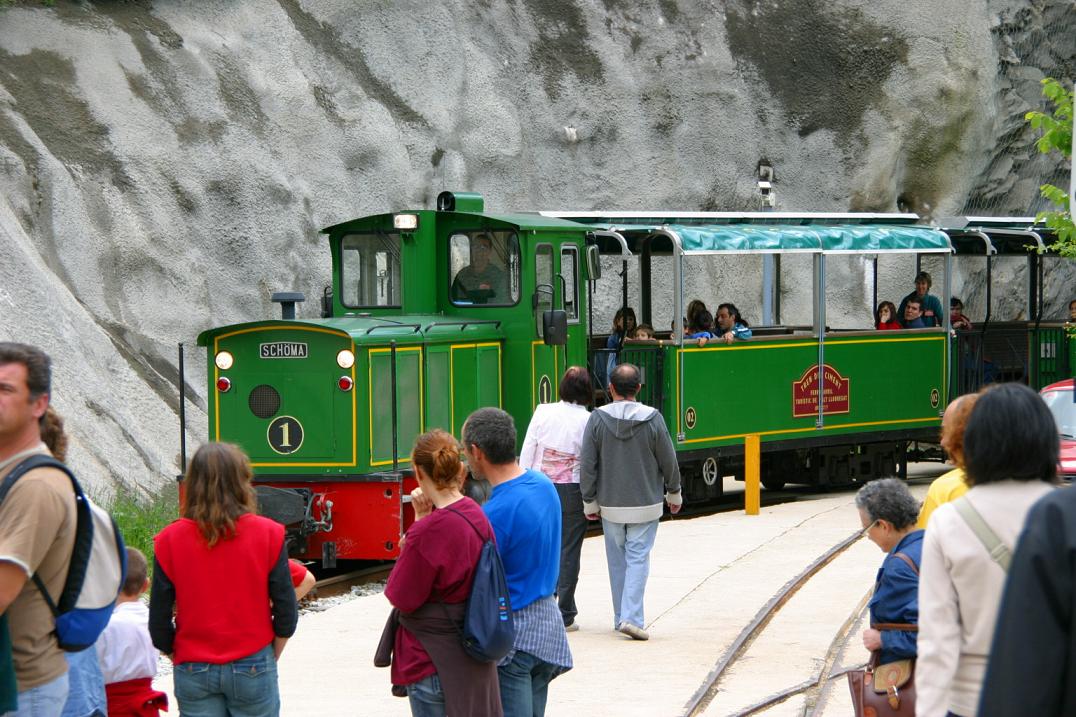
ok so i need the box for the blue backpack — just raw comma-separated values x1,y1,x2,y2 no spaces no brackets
0,454,126,652
443,507,515,663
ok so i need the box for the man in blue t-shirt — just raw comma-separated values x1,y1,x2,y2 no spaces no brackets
462,408,571,717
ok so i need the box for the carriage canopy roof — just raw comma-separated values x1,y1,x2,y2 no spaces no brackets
544,215,953,255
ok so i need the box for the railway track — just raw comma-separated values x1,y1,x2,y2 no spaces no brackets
307,487,818,601
309,472,939,608
681,528,869,716
312,563,392,599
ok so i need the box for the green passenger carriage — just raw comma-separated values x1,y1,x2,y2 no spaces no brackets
193,193,1073,565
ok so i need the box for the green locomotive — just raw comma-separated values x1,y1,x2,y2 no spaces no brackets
195,193,1071,564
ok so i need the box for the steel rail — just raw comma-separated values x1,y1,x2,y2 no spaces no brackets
681,529,866,716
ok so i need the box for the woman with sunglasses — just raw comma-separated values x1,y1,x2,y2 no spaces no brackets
855,478,924,667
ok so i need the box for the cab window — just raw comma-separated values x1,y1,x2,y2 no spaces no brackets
449,230,520,306
341,232,401,308
561,245,579,321
535,244,553,337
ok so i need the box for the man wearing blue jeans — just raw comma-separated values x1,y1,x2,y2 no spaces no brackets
580,363,682,641
463,408,572,717
0,344,77,717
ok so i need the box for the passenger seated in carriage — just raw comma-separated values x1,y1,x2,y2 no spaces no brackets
687,310,716,346
875,301,901,330
630,324,656,340
897,271,943,327
950,297,973,331
715,303,752,344
902,297,927,328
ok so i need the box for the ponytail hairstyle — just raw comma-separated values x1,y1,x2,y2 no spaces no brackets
411,429,467,490
41,406,68,462
718,302,749,328
182,442,257,547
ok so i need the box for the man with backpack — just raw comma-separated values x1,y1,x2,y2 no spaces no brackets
0,343,77,716
462,408,572,717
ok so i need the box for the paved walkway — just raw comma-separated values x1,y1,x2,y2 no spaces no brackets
153,476,935,716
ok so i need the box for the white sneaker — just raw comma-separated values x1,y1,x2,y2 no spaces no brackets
617,622,649,641
565,622,580,632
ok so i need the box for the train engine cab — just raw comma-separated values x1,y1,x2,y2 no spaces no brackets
196,192,592,565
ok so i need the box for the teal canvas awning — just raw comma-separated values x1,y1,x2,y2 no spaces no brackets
594,223,953,255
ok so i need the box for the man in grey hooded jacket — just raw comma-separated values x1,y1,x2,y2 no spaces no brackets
579,363,682,641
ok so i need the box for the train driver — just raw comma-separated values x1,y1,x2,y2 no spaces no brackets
451,232,507,304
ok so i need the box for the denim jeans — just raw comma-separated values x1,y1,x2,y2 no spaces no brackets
555,483,587,626
173,644,279,717
60,649,106,717
601,518,659,629
2,673,69,717
406,673,445,717
497,650,561,717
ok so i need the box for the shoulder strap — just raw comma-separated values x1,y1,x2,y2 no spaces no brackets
0,454,85,616
953,496,1011,572
443,505,491,542
892,551,920,576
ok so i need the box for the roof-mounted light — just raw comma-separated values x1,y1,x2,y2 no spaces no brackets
214,351,234,370
394,214,419,231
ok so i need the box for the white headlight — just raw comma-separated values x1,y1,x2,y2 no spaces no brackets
336,349,355,369
214,351,234,370
394,214,419,230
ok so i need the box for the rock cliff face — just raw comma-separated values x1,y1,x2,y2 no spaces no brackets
0,0,1072,495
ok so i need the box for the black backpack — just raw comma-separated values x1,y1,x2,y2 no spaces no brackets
442,507,515,663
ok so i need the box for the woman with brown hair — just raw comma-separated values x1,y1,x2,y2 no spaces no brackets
148,443,297,717
520,366,593,631
381,429,501,716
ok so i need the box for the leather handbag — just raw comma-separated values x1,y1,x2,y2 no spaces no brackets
848,649,916,717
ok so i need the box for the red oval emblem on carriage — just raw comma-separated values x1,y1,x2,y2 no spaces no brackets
792,364,850,418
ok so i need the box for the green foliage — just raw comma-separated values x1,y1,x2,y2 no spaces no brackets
108,486,179,579
1026,78,1075,257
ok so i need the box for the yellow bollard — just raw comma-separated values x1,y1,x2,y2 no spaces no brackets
745,433,760,516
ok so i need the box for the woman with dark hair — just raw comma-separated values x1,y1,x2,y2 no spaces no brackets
520,367,593,631
687,309,715,344
715,303,752,344
382,430,501,716
917,383,1058,717
875,301,901,330
854,479,923,669
603,308,637,384
684,300,708,336
149,443,298,717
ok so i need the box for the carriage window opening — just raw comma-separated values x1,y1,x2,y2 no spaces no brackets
449,230,521,306
341,232,402,308
535,244,554,338
561,245,579,322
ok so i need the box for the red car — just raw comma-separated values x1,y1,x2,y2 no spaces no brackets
1041,379,1076,481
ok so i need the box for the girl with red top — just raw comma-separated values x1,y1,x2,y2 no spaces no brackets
875,301,902,330
149,443,298,717
382,430,502,716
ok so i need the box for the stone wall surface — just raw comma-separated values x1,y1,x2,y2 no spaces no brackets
0,0,1072,495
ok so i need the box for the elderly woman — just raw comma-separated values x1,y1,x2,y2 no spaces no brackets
855,478,923,666
917,383,1058,717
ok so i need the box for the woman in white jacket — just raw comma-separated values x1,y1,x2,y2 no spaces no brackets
519,366,593,632
916,383,1059,716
